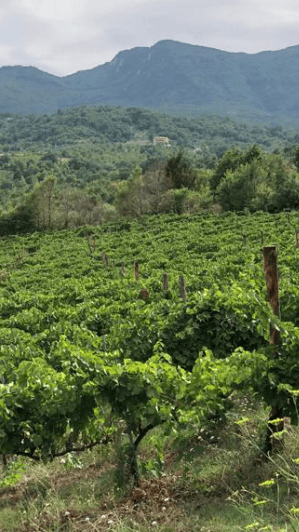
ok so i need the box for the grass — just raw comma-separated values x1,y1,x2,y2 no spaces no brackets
1,395,299,532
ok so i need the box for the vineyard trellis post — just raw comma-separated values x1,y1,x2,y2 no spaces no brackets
179,275,187,301
263,246,280,346
101,251,109,266
134,261,139,282
120,263,126,277
86,235,96,254
263,246,284,453
163,273,169,296
139,288,148,300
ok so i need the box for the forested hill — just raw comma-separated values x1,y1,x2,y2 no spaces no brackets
0,105,297,154
2,40,299,120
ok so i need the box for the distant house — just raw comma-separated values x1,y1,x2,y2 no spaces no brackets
153,136,171,146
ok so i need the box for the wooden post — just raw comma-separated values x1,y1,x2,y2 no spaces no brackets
134,261,139,283
295,229,299,249
139,288,149,300
120,263,126,277
179,275,187,302
101,251,109,266
163,273,169,296
263,246,280,346
263,246,283,453
86,235,96,254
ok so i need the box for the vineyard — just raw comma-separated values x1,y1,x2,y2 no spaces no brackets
1,209,299,472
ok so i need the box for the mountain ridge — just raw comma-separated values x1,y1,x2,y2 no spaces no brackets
1,40,299,120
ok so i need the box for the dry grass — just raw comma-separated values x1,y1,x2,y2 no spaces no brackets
1,396,299,532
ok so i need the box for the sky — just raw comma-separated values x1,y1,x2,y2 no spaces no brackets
1,0,299,77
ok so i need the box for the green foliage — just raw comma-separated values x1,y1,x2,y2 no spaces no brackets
1,210,299,482
0,459,26,488
113,166,148,218
1,106,290,154
216,152,299,213
210,144,262,191
0,197,36,235
165,150,196,189
170,188,190,214
1,107,299,229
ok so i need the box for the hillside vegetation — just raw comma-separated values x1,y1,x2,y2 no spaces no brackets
1,105,299,235
0,105,294,153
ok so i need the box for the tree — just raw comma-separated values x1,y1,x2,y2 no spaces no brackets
216,153,299,212
210,147,244,191
114,167,149,217
217,166,256,211
143,160,172,213
165,150,196,189
210,145,262,192
71,190,99,226
32,175,57,229
293,145,299,170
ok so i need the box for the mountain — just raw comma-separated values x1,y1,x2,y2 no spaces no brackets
1,40,299,120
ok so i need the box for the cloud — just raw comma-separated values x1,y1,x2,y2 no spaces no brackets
0,0,299,75
0,1,53,65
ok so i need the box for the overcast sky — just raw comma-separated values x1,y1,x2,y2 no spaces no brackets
1,0,299,76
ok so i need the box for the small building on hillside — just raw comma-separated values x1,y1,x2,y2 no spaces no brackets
153,136,171,146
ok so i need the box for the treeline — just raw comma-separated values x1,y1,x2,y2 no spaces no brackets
1,104,299,235
0,177,115,235
212,145,299,212
108,145,299,217
2,144,299,236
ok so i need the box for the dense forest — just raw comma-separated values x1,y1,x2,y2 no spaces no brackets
2,105,297,151
1,104,299,235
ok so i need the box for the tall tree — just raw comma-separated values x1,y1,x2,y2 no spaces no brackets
165,150,196,189
32,175,57,229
